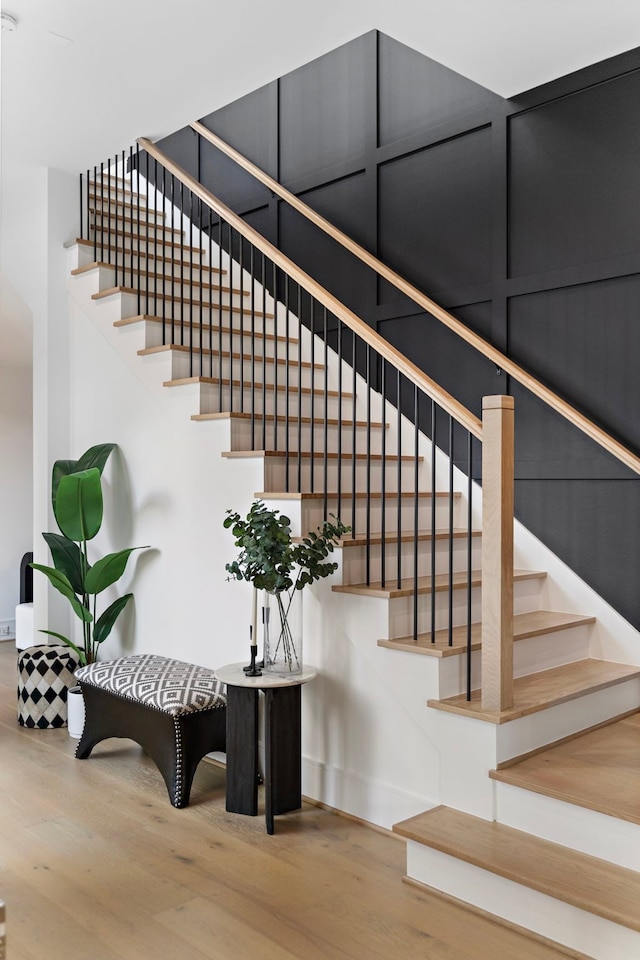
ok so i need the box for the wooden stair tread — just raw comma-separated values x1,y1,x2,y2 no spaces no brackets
191,411,384,428
222,449,420,463
163,376,348,398
92,286,274,317
393,805,640,933
428,658,640,723
490,710,640,825
337,528,481,548
89,211,172,230
137,344,320,370
90,220,183,237
72,262,238,292
74,237,207,258
333,568,545,600
380,610,595,658
113,315,293,343
254,490,458,501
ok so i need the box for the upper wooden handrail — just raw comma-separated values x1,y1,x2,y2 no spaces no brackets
191,121,640,477
138,137,483,439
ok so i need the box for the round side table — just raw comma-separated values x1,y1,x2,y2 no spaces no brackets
215,663,317,835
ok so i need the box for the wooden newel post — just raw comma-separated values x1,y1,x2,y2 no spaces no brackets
481,395,514,712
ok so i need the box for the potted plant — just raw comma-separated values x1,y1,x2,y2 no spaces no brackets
224,500,349,674
31,443,148,667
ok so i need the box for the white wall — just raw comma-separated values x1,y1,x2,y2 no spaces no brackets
0,367,32,622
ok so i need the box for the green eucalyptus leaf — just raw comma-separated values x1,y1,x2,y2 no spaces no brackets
42,532,85,594
84,547,147,595
54,468,103,542
30,563,93,623
93,594,132,645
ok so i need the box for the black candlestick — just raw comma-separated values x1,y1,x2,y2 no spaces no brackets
244,627,262,676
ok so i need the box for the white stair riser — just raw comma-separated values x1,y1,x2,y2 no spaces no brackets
114,292,263,323
135,317,299,360
495,677,640,765
437,623,592,699
90,205,165,226
494,780,640,872
341,535,482,585
84,235,204,261
260,456,430,495
227,416,386,455
193,383,352,419
405,843,640,960
90,221,183,244
300,496,462,537
169,350,324,389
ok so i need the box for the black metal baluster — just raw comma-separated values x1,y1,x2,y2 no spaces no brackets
239,232,244,408
170,171,175,345
365,344,372,586
448,416,455,647
154,159,160,331
188,187,194,377
323,307,329,522
134,147,140,316
337,320,343,527
79,171,84,241
178,182,183,346
414,384,420,640
273,263,278,452
431,401,437,644
296,287,303,491
197,197,203,378
467,432,473,701
380,359,386,588
285,280,290,492
351,331,357,536
250,246,256,449
99,161,104,260
396,370,402,588
208,209,214,381
261,255,267,448
217,218,223,410
310,300,315,494
111,156,118,286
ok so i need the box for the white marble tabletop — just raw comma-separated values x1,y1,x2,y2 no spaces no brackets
214,662,318,689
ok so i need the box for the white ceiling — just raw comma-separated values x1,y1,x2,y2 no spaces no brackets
2,0,640,174
1,0,640,370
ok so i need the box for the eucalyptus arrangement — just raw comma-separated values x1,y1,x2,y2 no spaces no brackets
31,443,148,666
224,500,349,671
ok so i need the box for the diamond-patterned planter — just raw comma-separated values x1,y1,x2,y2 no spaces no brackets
17,645,80,729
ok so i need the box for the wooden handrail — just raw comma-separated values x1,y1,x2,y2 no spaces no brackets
191,121,640,477
138,137,483,439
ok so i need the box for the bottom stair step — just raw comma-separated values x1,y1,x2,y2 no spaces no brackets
394,805,640,959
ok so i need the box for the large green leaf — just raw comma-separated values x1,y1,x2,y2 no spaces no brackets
93,594,132,645
51,459,79,508
76,443,116,475
51,444,115,507
54,468,103,542
42,532,86,594
84,547,147,595
30,563,93,622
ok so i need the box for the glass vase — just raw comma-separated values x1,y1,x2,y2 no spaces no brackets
262,589,303,676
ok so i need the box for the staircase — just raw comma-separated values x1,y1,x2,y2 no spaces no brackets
66,147,640,959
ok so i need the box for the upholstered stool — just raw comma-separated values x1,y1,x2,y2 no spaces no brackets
17,644,80,728
75,654,227,807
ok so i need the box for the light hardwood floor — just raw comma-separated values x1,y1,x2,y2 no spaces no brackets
1,642,579,960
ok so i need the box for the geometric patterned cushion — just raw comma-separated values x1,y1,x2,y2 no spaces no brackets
75,654,226,716
17,644,81,729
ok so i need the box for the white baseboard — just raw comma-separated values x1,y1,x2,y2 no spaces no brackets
302,755,435,831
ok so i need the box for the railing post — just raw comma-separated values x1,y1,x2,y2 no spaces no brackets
481,394,514,711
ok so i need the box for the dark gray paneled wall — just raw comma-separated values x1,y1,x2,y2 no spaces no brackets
158,32,640,630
